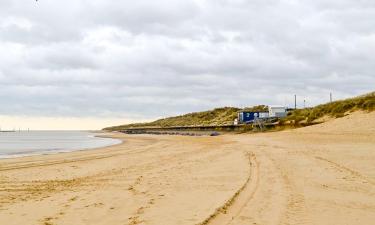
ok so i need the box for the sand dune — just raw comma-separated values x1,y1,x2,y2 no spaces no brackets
0,111,374,225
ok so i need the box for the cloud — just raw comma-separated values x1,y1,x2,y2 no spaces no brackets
0,0,374,127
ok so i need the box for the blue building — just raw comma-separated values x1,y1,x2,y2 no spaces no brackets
238,111,269,124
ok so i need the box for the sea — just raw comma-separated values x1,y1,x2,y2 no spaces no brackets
0,131,121,159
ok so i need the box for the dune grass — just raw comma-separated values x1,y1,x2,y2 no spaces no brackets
104,92,375,131
104,105,268,131
282,91,375,124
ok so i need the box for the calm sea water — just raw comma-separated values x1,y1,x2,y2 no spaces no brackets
0,131,121,159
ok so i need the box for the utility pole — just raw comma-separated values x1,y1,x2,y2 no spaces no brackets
303,99,306,108
294,94,297,109
330,92,333,103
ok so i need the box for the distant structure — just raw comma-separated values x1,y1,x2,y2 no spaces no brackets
268,105,287,118
238,105,287,124
238,111,269,124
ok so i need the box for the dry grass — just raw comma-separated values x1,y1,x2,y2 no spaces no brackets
104,106,267,131
104,91,375,131
282,91,375,124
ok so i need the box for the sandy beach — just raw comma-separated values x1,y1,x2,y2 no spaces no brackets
0,111,374,225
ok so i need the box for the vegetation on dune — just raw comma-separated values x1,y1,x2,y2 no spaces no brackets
282,91,375,124
104,91,375,131
104,105,268,131
243,105,268,112
105,107,239,131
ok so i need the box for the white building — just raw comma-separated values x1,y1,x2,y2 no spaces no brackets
257,112,269,118
268,105,287,118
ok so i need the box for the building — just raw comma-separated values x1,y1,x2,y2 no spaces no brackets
237,105,287,124
268,105,287,118
238,111,269,124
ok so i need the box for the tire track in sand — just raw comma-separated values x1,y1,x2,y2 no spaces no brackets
314,156,375,185
196,152,259,225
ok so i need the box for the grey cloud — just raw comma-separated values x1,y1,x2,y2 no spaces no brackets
0,0,374,121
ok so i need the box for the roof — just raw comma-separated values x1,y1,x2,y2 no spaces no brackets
239,111,269,113
268,105,286,108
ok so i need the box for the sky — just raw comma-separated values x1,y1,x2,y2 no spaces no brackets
0,0,374,130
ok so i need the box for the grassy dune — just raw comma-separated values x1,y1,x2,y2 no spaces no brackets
283,91,375,124
104,105,267,131
104,92,375,131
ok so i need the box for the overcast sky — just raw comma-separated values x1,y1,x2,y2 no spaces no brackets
0,0,374,129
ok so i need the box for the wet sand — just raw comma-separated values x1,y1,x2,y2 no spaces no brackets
0,112,374,225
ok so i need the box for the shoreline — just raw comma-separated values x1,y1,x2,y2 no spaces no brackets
0,133,251,225
0,131,122,160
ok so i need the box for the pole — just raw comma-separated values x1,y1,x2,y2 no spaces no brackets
330,92,332,103
304,99,306,108
294,94,297,109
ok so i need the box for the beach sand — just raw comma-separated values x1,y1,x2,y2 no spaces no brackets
0,111,374,225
